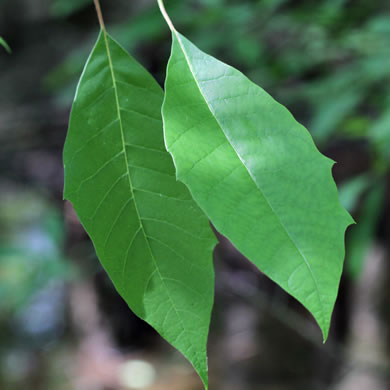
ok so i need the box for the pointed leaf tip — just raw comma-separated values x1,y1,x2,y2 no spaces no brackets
162,31,353,340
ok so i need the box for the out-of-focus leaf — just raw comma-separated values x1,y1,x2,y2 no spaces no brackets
63,31,217,387
371,109,390,163
310,90,361,143
162,25,353,341
0,36,11,53
338,174,372,212
50,0,91,17
342,116,372,137
346,181,385,278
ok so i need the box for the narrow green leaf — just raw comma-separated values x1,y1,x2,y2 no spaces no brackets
0,37,11,54
162,29,353,340
371,109,390,163
63,31,217,387
50,0,91,17
346,182,385,279
338,174,371,212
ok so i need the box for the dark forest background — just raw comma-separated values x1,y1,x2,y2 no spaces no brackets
0,0,390,389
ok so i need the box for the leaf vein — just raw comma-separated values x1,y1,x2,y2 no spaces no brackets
176,33,325,320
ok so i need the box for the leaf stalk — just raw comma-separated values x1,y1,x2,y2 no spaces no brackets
157,0,176,32
93,0,106,30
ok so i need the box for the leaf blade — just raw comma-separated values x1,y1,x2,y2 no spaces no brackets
162,31,353,339
63,31,217,386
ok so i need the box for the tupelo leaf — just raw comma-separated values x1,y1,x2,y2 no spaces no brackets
63,30,217,387
160,10,353,340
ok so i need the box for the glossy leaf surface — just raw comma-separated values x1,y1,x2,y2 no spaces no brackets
162,30,353,339
63,31,217,386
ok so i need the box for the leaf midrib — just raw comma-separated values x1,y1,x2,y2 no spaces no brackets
101,31,190,340
174,32,325,325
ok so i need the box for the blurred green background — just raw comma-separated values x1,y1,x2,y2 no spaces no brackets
0,0,389,389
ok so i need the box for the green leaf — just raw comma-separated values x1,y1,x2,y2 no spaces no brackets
371,109,390,163
346,182,385,279
50,0,91,17
338,174,371,212
63,31,217,387
0,36,11,54
162,29,353,340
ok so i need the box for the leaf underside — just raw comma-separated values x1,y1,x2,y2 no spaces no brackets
63,31,217,387
162,31,354,339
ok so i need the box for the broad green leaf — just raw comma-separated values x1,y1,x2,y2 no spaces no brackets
0,36,11,54
162,28,353,340
63,31,217,387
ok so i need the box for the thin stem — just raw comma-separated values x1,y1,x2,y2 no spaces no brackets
93,0,106,30
157,0,176,32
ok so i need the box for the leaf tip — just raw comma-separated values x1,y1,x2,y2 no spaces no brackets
321,326,329,343
200,374,209,390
